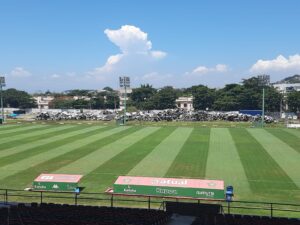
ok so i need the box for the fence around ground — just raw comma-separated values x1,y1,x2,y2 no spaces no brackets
0,188,299,219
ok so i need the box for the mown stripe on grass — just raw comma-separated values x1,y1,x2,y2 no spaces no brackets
55,127,160,174
80,127,176,192
0,124,23,130
248,129,300,188
166,128,210,178
0,125,79,151
0,126,131,180
285,129,300,139
0,126,141,189
0,126,106,164
0,125,73,145
0,125,57,141
206,128,251,198
0,125,49,137
128,127,193,177
267,129,300,154
230,128,297,192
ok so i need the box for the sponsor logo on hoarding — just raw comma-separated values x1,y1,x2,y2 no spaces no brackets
34,185,46,189
156,188,178,195
124,185,136,193
124,188,136,193
41,175,54,180
207,182,216,187
151,179,187,186
123,178,131,183
196,191,215,197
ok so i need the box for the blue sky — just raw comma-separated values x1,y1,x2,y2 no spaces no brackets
1,0,300,92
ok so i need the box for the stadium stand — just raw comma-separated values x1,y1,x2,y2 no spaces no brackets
0,203,170,225
191,213,300,225
1,202,300,225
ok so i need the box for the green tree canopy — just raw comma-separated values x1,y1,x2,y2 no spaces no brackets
105,92,120,109
287,91,300,113
3,88,37,108
192,85,216,110
49,97,73,109
151,86,177,110
213,84,243,111
131,84,156,109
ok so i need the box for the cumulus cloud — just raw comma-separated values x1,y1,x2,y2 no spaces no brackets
104,25,152,54
10,67,31,77
250,54,300,73
192,64,228,74
89,25,166,76
89,54,124,75
51,74,60,79
180,63,230,87
150,51,167,59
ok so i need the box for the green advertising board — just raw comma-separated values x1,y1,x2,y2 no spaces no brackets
113,176,224,200
32,174,82,192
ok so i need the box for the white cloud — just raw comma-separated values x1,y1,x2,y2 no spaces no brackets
51,74,60,78
104,25,152,54
250,54,300,73
151,51,167,59
192,64,228,74
215,64,228,72
193,66,210,74
89,54,124,75
89,25,166,77
10,67,31,77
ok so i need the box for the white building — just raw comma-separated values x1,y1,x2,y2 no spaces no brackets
33,96,54,109
176,96,194,110
273,83,300,94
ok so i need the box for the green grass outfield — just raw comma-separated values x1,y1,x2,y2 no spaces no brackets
0,123,299,208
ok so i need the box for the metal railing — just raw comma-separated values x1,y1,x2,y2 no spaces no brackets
0,188,299,218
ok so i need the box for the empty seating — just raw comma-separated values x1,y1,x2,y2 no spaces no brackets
191,213,300,225
0,203,170,225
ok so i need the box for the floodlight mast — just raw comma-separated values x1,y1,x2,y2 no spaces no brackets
124,82,127,125
262,88,265,128
258,76,267,128
0,76,5,123
119,76,130,125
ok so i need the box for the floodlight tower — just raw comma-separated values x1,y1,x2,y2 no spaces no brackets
257,75,268,128
119,76,130,125
0,76,6,123
262,88,265,127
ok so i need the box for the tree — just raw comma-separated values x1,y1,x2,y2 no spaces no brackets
264,87,282,112
151,86,177,109
65,89,92,96
131,84,156,109
91,96,105,109
3,88,37,108
105,92,119,109
103,86,114,92
72,99,90,109
238,77,282,111
192,85,216,110
213,84,243,111
287,91,300,113
49,97,73,109
238,77,262,110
